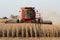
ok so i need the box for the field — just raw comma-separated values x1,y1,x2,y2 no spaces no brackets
0,37,60,40
0,19,60,40
0,19,6,23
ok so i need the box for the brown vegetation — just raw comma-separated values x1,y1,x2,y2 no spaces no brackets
0,23,60,37
0,19,60,40
0,19,7,23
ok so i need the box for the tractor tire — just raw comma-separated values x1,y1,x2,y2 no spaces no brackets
17,19,19,23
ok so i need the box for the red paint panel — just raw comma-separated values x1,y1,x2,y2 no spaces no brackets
21,8,25,20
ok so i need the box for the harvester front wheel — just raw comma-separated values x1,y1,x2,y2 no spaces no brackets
17,19,19,23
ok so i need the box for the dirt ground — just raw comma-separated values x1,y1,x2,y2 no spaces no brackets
0,37,60,40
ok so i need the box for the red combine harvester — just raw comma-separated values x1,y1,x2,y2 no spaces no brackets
20,7,42,23
5,7,52,24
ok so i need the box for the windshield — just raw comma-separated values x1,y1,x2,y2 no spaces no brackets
24,10,32,18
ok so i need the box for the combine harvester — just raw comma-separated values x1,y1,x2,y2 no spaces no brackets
1,7,53,37
5,7,52,24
